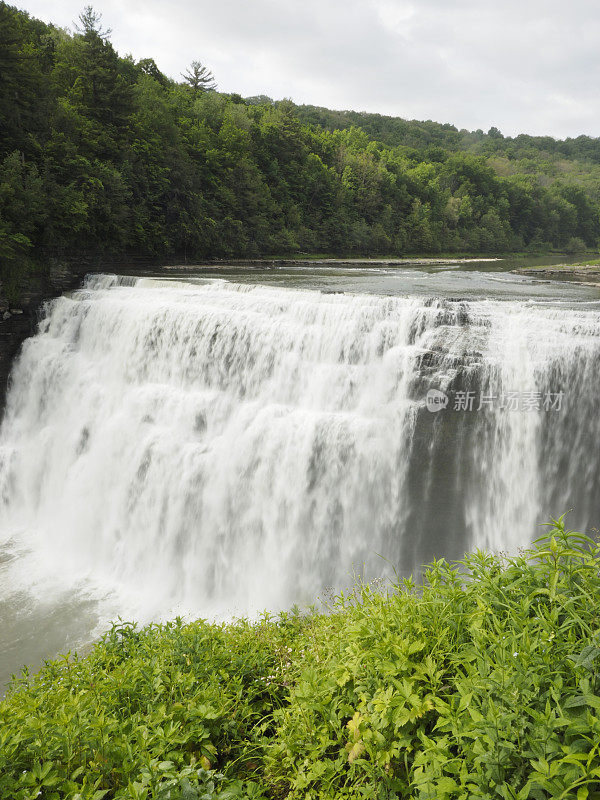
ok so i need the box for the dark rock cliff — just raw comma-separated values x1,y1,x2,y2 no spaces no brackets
0,260,97,416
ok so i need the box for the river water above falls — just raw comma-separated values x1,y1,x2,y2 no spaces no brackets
1,259,600,689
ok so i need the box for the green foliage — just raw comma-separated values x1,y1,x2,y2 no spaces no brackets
0,612,308,799
3,518,600,798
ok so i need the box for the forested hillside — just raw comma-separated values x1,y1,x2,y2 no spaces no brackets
288,103,600,206
2,2,600,299
288,102,600,165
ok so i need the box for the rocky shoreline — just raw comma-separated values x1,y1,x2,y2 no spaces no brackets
511,263,600,284
163,256,503,269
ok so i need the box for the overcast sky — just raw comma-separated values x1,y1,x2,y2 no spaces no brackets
15,0,600,139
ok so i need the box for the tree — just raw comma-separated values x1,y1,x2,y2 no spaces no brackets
137,57,167,85
76,5,111,39
0,3,53,155
64,5,131,127
182,60,216,96
487,126,504,139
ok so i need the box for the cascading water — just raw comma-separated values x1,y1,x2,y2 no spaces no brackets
1,272,600,666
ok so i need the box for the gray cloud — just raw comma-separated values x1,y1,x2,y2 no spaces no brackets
16,0,600,137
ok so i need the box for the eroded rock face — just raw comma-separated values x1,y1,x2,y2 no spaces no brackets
0,261,90,416
0,307,35,411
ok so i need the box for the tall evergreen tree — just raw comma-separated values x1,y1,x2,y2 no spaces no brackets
182,60,216,96
68,5,131,127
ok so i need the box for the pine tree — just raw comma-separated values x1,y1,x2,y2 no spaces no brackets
76,5,111,39
182,60,216,96
69,5,131,127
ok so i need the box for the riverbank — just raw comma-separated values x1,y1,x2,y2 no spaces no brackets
2,519,599,799
162,256,504,270
511,256,600,284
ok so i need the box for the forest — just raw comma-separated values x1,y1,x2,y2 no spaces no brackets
2,2,600,299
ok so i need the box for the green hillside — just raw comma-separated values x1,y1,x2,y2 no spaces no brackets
2,2,600,301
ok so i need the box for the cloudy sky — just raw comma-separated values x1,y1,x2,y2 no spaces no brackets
15,0,600,139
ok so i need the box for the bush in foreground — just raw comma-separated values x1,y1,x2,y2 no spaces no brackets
2,517,600,799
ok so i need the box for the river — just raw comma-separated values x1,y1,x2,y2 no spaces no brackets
1,256,599,690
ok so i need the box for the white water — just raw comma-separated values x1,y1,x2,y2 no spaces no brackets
1,274,600,634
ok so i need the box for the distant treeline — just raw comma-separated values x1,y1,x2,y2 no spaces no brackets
286,103,600,166
2,2,600,297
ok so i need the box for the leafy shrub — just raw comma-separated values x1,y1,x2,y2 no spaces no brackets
0,613,307,799
565,237,587,254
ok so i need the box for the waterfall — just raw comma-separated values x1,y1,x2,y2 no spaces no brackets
1,274,600,623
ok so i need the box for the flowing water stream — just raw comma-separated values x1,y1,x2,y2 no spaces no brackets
1,260,600,688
